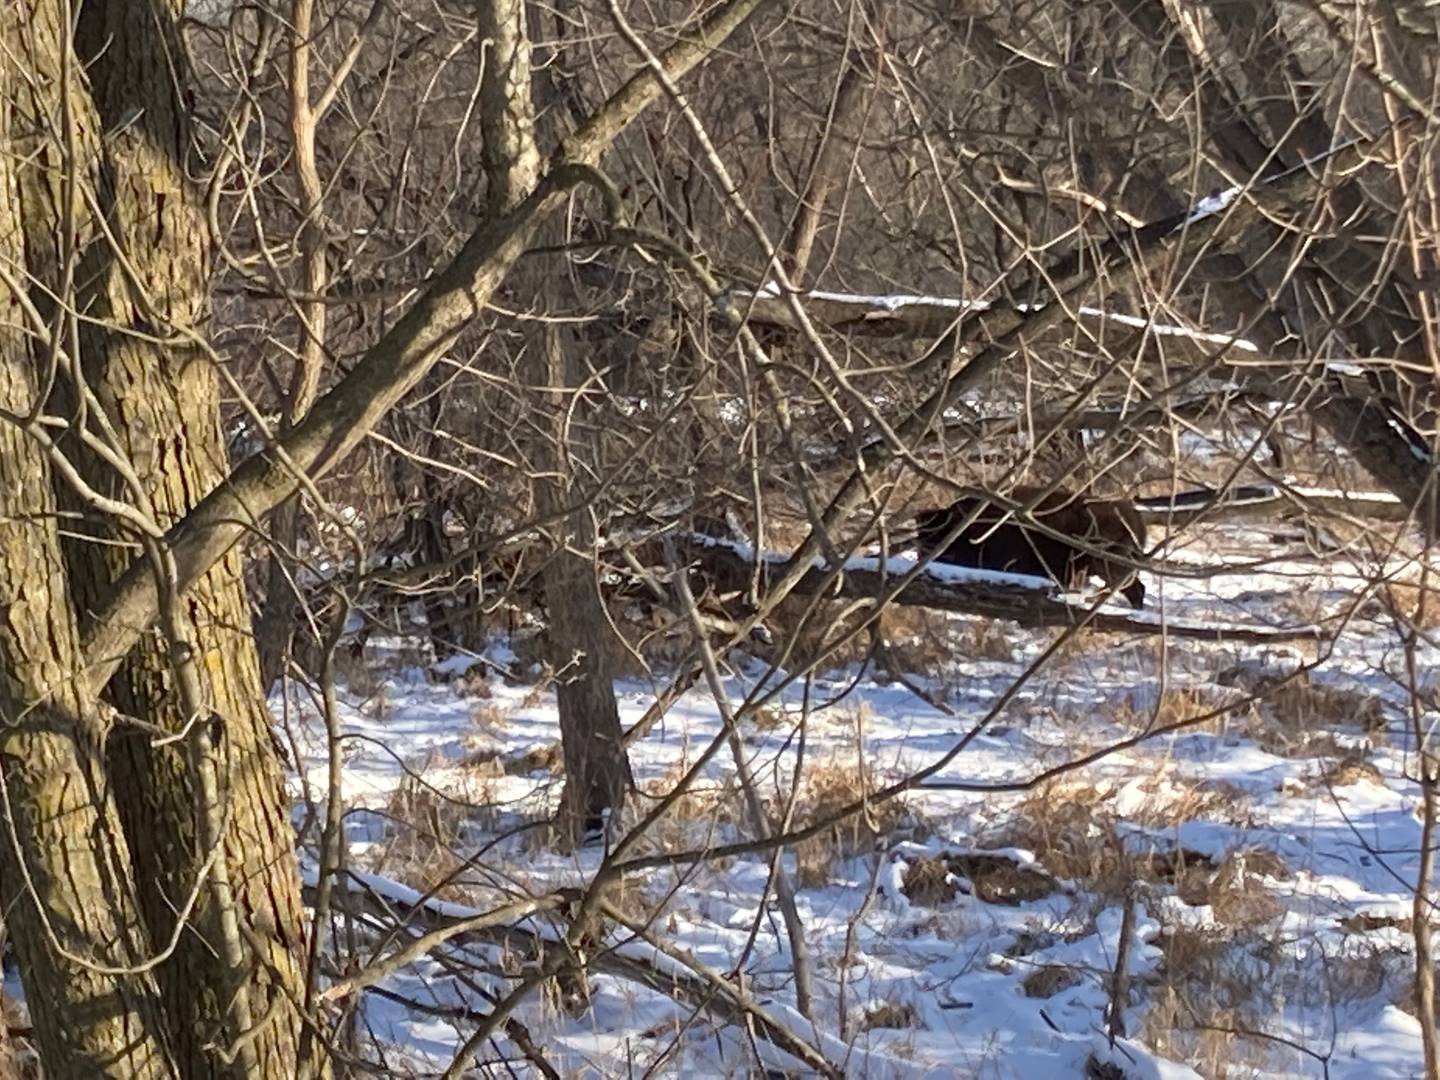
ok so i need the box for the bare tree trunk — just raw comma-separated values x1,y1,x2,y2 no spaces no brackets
0,434,177,1080
536,324,636,846
257,0,336,690
778,46,873,285
11,3,314,1074
0,21,174,1069
1403,554,1440,1078
480,0,633,846
1416,759,1439,1079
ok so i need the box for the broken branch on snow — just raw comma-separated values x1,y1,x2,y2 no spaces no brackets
679,535,1323,644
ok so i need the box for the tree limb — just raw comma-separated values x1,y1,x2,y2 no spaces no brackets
80,0,781,694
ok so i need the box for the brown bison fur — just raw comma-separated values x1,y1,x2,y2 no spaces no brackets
913,485,1147,609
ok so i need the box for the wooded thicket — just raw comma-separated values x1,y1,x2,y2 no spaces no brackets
0,0,1436,1075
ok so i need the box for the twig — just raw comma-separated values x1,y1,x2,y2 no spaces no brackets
317,891,575,1004
599,900,843,1079
665,538,818,1022
1106,885,1138,1044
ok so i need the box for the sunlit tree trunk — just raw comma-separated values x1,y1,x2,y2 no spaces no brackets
535,322,636,846
13,3,314,1074
0,12,174,1074
480,0,634,845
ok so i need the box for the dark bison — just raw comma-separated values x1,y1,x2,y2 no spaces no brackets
914,485,1147,608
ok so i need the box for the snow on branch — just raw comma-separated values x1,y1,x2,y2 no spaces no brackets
682,534,1323,644
726,285,1261,365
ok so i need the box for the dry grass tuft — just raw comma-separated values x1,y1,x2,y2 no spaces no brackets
878,606,963,672
1321,752,1386,788
1340,912,1407,933
993,779,1269,904
1022,965,1084,998
1210,665,1388,757
750,704,790,733
365,682,393,720
501,742,563,777
902,855,958,906
1264,676,1386,742
994,785,1133,899
946,853,1059,905
1118,773,1253,831
790,756,906,887
1111,684,1241,735
626,759,745,853
1380,579,1440,631
1141,923,1281,1077
954,617,1017,662
448,666,494,697
1185,850,1288,925
860,1001,919,1031
468,700,509,734
374,770,488,900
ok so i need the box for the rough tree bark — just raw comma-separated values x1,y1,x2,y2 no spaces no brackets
778,40,874,285
479,0,633,844
0,12,174,1075
15,3,313,1074
0,1,776,1072
535,321,636,846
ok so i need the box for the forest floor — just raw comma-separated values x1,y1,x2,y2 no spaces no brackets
277,523,1434,1078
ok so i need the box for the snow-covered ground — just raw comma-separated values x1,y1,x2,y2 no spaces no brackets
274,530,1439,1078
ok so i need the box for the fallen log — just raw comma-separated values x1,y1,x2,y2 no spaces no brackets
1133,482,1410,526
682,535,1324,644
728,286,1264,367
